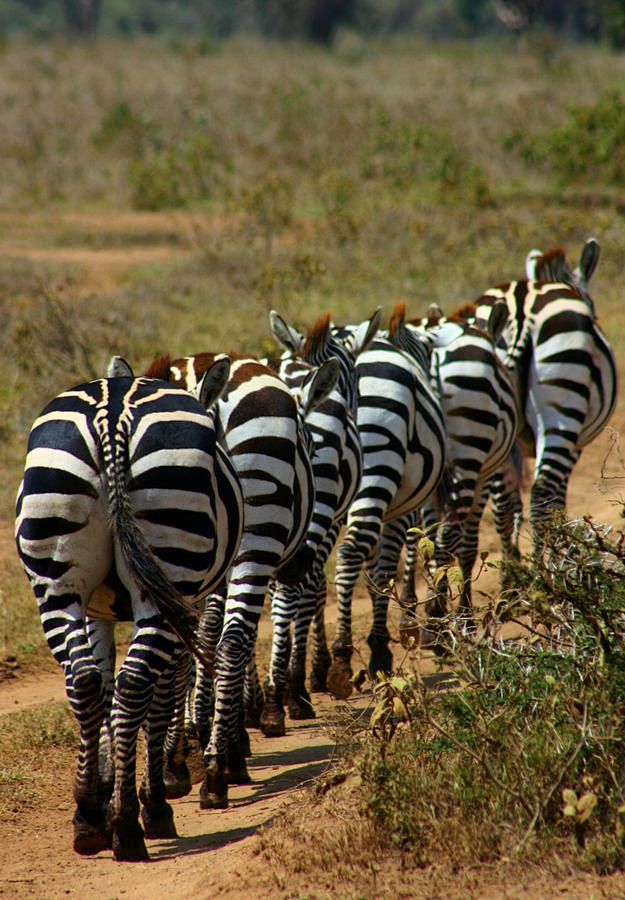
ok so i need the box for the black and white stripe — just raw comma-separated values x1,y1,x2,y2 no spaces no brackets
142,352,338,808
272,314,447,697
386,303,518,632
15,367,243,861
474,238,618,554
259,311,375,733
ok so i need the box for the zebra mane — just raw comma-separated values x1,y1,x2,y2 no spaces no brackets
303,311,331,357
388,301,407,340
447,302,476,323
533,247,574,284
145,354,172,380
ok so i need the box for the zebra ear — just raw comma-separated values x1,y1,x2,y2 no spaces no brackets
350,307,381,356
525,248,543,280
576,238,600,285
107,356,134,378
486,300,509,344
197,356,231,409
269,310,305,354
299,358,340,418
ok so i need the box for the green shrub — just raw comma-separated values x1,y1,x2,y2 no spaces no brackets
515,90,625,185
356,515,625,871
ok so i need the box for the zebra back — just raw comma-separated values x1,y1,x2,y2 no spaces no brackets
16,374,243,665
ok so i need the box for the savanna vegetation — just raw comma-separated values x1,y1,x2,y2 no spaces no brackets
2,32,625,888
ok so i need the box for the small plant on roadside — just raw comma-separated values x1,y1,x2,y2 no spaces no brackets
355,513,625,872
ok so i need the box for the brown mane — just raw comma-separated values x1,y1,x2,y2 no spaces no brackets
388,301,406,341
447,302,476,324
533,247,573,283
303,311,331,357
144,354,172,380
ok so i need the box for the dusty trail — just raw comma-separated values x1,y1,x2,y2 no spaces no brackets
1,696,349,899
0,585,372,899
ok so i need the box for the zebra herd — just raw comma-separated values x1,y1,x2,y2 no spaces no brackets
14,238,618,861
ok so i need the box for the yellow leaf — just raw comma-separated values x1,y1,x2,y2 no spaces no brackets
562,789,578,806
392,697,409,721
370,702,388,729
434,567,447,586
576,792,598,823
390,676,408,693
563,804,577,818
418,537,435,561
447,565,464,585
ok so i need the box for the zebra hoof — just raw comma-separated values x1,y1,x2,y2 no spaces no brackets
368,641,393,679
72,809,111,856
422,626,450,658
238,727,252,758
141,801,177,839
111,818,149,862
244,706,262,729
163,757,192,800
287,688,316,720
259,707,286,738
199,764,228,810
226,753,251,785
399,610,421,649
327,659,353,700
309,665,329,693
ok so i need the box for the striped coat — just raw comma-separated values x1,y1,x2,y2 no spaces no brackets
15,366,243,860
474,239,617,553
141,350,338,808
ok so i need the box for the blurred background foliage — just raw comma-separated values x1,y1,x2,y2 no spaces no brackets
3,1,625,47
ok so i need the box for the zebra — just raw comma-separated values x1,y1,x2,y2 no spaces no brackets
259,310,377,734
473,238,618,556
15,362,243,861
270,311,447,699
140,350,339,808
385,301,519,636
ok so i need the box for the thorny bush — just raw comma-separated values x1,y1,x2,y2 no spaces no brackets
356,513,625,872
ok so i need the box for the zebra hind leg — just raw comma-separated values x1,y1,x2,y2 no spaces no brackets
58,619,110,856
163,651,193,800
140,664,179,840
110,625,181,861
244,648,264,730
310,574,331,692
287,606,316,720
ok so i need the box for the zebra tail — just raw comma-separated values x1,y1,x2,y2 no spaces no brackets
97,412,211,670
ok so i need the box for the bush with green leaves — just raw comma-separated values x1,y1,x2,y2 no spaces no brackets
357,514,625,872
512,89,625,186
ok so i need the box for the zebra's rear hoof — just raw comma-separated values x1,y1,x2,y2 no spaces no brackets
309,665,329,693
238,727,252,758
368,641,393,679
163,757,192,800
287,686,316,720
288,697,316,720
111,818,149,862
141,801,177,839
422,626,450,658
199,763,228,809
399,610,421,649
72,809,111,856
259,708,286,737
327,658,353,700
226,752,251,784
244,706,262,729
